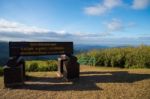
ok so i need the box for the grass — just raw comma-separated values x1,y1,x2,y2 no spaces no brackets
0,65,150,99
26,60,51,67
25,60,57,72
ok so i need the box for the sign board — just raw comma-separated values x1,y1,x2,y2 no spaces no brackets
9,42,73,57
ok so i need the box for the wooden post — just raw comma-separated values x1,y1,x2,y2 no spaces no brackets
3,57,24,88
19,59,26,81
57,55,68,77
57,58,64,77
63,55,80,80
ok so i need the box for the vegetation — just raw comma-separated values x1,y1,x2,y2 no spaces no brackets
25,60,57,72
77,45,150,68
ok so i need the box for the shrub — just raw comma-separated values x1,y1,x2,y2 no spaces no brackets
38,66,48,71
25,60,58,72
26,63,39,72
77,45,150,68
47,60,57,71
47,65,57,71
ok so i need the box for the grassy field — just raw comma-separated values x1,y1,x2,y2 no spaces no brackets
25,60,55,67
0,66,150,99
25,60,58,72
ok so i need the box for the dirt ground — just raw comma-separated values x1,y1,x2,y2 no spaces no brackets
0,66,150,99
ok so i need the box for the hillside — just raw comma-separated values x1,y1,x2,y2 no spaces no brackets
0,42,9,65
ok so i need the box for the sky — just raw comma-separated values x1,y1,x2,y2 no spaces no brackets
0,0,150,45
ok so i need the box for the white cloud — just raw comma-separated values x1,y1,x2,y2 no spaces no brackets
104,0,122,8
0,19,50,34
132,0,150,10
84,0,122,16
84,4,107,16
84,0,150,16
106,19,123,31
105,19,136,32
0,19,20,28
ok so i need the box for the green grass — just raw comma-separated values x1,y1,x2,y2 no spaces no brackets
26,60,53,67
25,60,57,72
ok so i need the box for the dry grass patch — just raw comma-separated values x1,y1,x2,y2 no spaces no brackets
0,66,150,99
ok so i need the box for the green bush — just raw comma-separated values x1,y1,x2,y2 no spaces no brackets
26,63,39,72
77,45,150,68
47,65,57,71
25,60,57,72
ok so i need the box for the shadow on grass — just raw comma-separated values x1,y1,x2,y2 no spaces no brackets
16,71,150,91
20,76,102,91
80,71,150,83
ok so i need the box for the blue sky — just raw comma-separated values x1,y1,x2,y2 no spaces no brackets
0,0,150,45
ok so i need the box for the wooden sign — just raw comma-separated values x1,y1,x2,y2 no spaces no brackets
9,42,73,57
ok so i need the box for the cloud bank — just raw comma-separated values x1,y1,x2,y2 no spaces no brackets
0,18,149,45
0,18,108,42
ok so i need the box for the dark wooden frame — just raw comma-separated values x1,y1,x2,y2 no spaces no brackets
4,42,79,88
